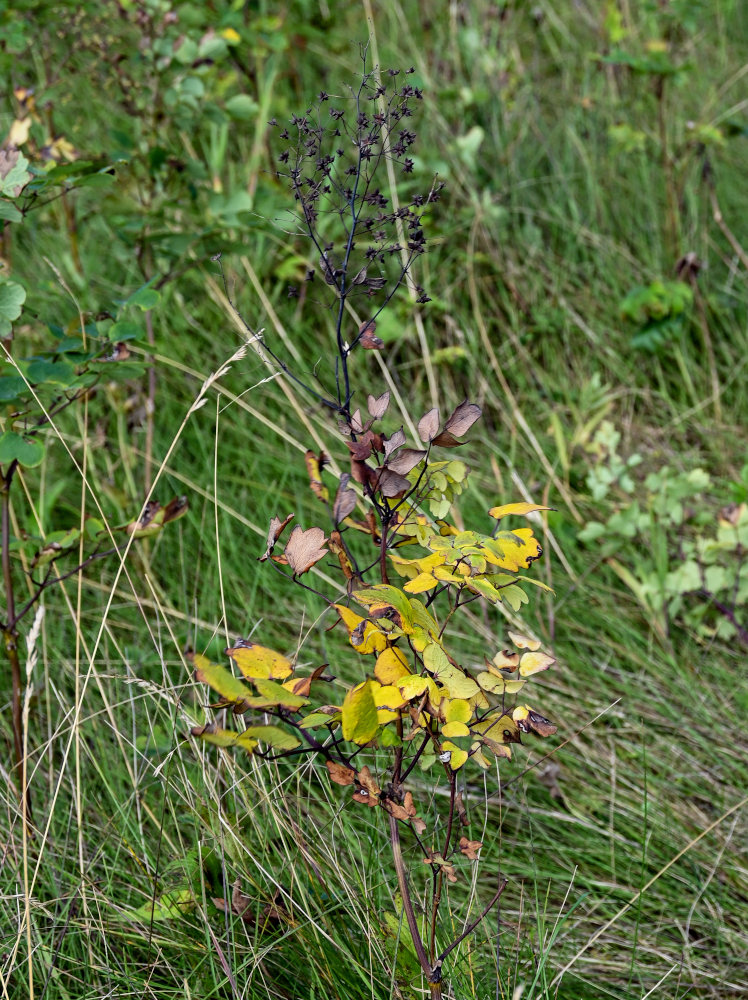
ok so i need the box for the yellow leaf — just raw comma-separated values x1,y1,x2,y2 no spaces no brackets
488,502,552,520
507,630,541,651
226,643,292,680
375,647,411,684
439,741,468,770
375,684,408,710
519,651,555,676
477,672,526,695
437,664,479,700
445,699,472,724
442,721,470,738
399,674,434,702
334,603,388,654
423,641,449,674
221,27,241,43
342,680,380,744
404,572,438,593
8,118,31,146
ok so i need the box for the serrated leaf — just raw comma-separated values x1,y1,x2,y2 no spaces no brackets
341,680,379,744
284,525,328,574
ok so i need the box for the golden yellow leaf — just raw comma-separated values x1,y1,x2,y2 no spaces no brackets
488,502,552,520
226,643,292,680
519,651,555,676
439,741,468,770
334,604,388,654
442,721,470,737
341,681,379,744
375,647,411,684
445,698,472,724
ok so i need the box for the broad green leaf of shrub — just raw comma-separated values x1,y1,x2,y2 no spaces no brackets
0,431,45,468
0,279,26,337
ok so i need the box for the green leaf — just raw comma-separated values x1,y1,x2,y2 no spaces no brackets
191,722,259,752
0,431,45,468
0,375,28,402
341,680,379,745
0,151,31,195
108,321,143,341
26,359,76,386
0,200,23,224
242,725,300,750
0,280,26,337
190,652,254,706
225,94,260,120
129,287,160,310
253,677,308,709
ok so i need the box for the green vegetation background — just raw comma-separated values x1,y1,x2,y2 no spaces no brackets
1,1,747,998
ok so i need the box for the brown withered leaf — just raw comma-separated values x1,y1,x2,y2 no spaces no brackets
383,427,406,458
162,495,189,524
329,530,358,585
359,319,384,350
332,475,357,524
350,458,376,489
403,791,427,835
385,448,426,476
422,850,457,882
287,662,329,698
260,513,294,562
284,525,328,575
350,409,365,434
367,391,390,420
326,760,356,785
459,836,483,860
212,880,253,920
376,468,411,498
347,438,374,461
353,765,380,806
444,401,482,437
431,430,463,448
382,799,411,822
304,450,329,502
319,251,340,285
527,710,557,737
417,407,440,443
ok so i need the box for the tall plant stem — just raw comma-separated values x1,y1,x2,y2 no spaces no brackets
430,769,456,963
2,461,31,827
388,813,443,999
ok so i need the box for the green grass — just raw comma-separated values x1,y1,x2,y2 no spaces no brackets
2,1,748,998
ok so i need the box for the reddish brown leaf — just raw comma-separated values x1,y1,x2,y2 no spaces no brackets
367,391,390,420
212,880,253,920
417,407,440,443
284,525,328,575
333,475,357,524
382,799,410,822
162,496,189,524
286,662,329,697
359,320,384,350
444,401,482,437
459,836,483,860
376,468,411,498
431,430,463,448
347,439,374,461
326,760,356,785
350,458,376,489
259,512,295,562
353,765,380,806
385,448,426,476
527,710,557,737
